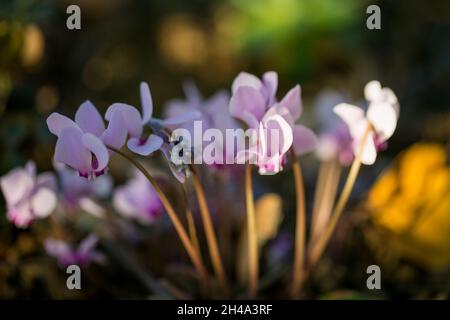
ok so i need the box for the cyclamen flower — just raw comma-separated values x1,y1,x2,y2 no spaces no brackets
0,161,56,228
113,169,163,225
237,113,293,175
229,71,317,174
105,82,200,156
333,80,400,165
47,101,127,179
45,234,105,268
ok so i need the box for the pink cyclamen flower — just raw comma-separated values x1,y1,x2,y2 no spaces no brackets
237,113,293,175
333,80,400,165
45,234,105,268
47,100,127,179
113,169,163,225
229,71,317,156
0,161,56,228
230,71,317,174
105,82,200,156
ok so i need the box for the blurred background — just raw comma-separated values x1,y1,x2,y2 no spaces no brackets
0,0,449,299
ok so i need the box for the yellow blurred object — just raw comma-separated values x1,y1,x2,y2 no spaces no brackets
21,24,45,68
368,143,450,270
236,193,283,284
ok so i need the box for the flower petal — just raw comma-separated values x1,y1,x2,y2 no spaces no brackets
105,103,143,137
231,72,263,94
292,125,318,155
333,103,366,139
279,85,302,121
0,168,33,206
229,86,266,127
101,108,128,149
140,82,153,123
82,133,109,171
262,71,278,105
31,187,57,217
127,134,163,156
364,80,382,102
46,113,77,136
367,102,398,141
263,114,293,155
54,126,91,174
75,101,105,136
358,132,377,165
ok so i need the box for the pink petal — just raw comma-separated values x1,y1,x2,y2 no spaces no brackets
54,126,91,174
75,101,105,136
82,133,109,171
0,168,33,206
7,203,33,228
140,82,153,124
262,71,278,104
101,108,127,149
231,72,263,94
229,86,266,127
105,103,143,138
31,187,57,218
127,134,163,156
279,85,302,121
46,113,77,136
292,125,318,155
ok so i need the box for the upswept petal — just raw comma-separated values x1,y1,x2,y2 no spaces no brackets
105,103,143,137
140,82,153,124
54,126,91,174
162,110,202,126
367,102,398,141
279,85,302,121
231,72,263,94
75,101,105,136
292,125,318,155
262,71,278,105
229,86,266,127
0,168,34,206
101,109,128,149
46,113,77,136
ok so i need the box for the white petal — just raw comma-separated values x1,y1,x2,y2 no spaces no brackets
367,102,398,141
0,168,34,206
357,132,377,165
31,187,57,217
364,80,382,102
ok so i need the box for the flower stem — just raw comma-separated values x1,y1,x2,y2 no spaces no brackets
290,148,306,299
108,147,209,287
307,124,372,271
189,165,228,295
245,164,258,297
